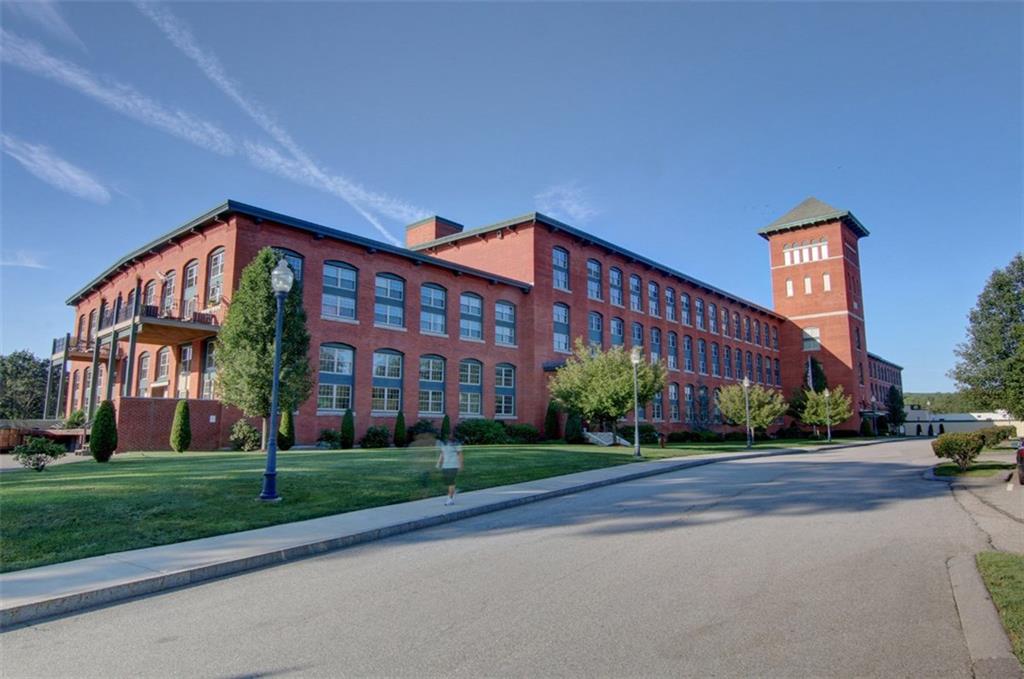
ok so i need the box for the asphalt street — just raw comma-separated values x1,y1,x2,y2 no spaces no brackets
2,440,999,678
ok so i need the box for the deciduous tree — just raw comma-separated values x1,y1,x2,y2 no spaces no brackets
717,384,788,433
0,350,49,419
801,385,854,441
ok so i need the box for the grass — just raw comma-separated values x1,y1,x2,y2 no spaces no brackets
0,443,707,573
977,552,1024,665
933,462,1015,477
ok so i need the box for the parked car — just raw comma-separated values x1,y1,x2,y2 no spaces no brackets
1017,439,1024,484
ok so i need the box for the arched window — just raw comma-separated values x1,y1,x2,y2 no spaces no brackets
711,342,720,377
160,271,176,316
683,335,694,372
76,315,86,341
697,338,707,374
669,383,680,422
746,351,754,380
156,347,170,382
650,327,661,362
181,260,200,317
667,331,679,370
629,275,643,312
371,349,403,413
420,283,446,335
588,311,603,347
70,370,80,411
495,300,516,346
323,261,358,321
713,388,722,423
611,317,625,346
82,367,93,414
681,293,692,325
459,359,483,417
756,354,764,383
652,390,664,421
724,346,733,379
207,248,225,305
374,273,405,328
418,354,445,415
744,316,752,343
648,281,660,317
709,303,718,333
609,267,624,306
721,307,729,337
587,259,602,300
665,287,677,322
143,280,156,310
553,303,570,352
733,312,741,339
273,248,304,284
698,386,710,422
88,309,98,341
460,293,483,341
695,298,705,330
495,363,516,418
201,339,217,400
136,352,151,397
318,343,354,412
772,326,779,350
754,319,762,346
735,348,744,381
631,322,644,347
684,384,694,423
552,247,570,290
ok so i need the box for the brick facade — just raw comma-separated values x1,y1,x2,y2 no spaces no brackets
50,197,900,450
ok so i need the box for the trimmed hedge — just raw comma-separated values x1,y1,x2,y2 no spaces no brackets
617,424,660,445
360,426,391,449
454,419,509,445
169,400,192,452
277,409,295,451
977,426,1015,448
931,432,984,471
439,414,451,441
89,400,118,462
544,401,561,441
340,409,355,449
318,428,343,448
504,423,542,444
394,412,407,447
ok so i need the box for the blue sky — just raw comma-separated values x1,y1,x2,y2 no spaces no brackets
1,1,1020,392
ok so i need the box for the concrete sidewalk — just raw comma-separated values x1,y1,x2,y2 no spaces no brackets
0,442,876,628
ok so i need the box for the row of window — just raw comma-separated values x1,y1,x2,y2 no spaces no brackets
317,344,517,418
785,272,832,297
643,384,722,424
870,362,901,385
781,238,829,266
556,247,780,348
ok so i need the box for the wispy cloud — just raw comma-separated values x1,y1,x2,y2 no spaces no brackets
535,181,600,224
2,132,111,203
0,250,47,269
136,1,428,245
3,0,86,52
0,28,235,155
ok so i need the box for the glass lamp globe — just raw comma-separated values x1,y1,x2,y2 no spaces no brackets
271,259,294,294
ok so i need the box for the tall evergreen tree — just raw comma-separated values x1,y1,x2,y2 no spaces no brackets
439,413,451,441
340,408,355,449
950,254,1024,418
215,248,313,447
90,400,118,462
885,386,906,431
544,401,561,441
169,400,192,452
278,409,295,450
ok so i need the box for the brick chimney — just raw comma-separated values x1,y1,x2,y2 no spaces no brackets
406,216,464,248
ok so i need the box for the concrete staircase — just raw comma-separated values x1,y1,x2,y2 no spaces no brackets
583,431,631,447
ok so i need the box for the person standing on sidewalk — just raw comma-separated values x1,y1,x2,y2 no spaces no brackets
436,437,463,505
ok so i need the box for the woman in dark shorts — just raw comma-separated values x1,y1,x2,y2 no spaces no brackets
435,438,464,505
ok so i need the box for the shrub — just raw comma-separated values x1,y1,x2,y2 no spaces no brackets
318,428,342,449
169,400,192,453
616,423,659,445
830,429,860,438
932,432,984,471
409,419,439,438
544,401,561,441
564,411,584,444
860,418,874,436
439,414,451,441
394,411,407,447
230,419,262,451
723,431,748,442
697,430,724,443
976,426,1015,448
505,423,541,444
89,400,118,462
360,425,391,449
340,409,355,449
12,436,66,471
277,409,294,451
667,431,695,443
63,409,86,429
454,419,509,445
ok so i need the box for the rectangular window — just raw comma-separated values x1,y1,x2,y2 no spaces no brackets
665,288,676,322
420,285,446,335
459,392,482,416
495,365,515,388
823,273,831,292
373,352,402,378
495,394,515,417
804,276,812,295
629,275,642,312
786,279,794,297
418,390,444,415
371,387,401,412
553,304,570,353
648,282,660,317
460,294,483,341
318,384,352,411
802,327,821,351
609,269,624,306
587,260,602,300
374,275,405,328
553,248,570,290
495,301,516,346
323,293,356,321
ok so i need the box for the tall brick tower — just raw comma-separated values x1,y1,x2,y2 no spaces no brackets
760,197,872,426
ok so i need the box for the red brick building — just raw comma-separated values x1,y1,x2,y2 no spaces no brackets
46,196,901,450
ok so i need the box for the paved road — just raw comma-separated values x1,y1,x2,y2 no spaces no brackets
3,440,995,677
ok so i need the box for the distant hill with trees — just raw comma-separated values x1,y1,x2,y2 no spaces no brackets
904,392,975,414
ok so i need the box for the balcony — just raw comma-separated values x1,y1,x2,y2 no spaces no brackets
50,337,116,361
132,304,220,345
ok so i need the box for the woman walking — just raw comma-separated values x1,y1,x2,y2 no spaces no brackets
436,437,463,505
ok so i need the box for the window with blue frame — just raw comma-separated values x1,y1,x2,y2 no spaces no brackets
683,335,694,372
207,248,225,305
711,342,720,377
611,317,625,346
274,248,304,286
669,383,680,422
652,391,664,421
495,301,516,346
588,311,603,347
420,284,446,335
665,287,676,322
667,331,678,369
587,259,602,300
371,350,402,413
735,350,744,381
553,247,570,290
721,307,729,337
744,316,752,342
713,388,722,423
681,293,692,325
323,261,357,321
609,268,624,306
733,312,742,340
709,303,718,334
201,339,216,399
460,293,483,341
631,322,643,347
756,354,764,383
629,275,643,312
772,326,779,350
684,384,694,423
650,327,661,362
754,319,762,346
459,359,483,416
774,358,781,385
698,386,710,422
724,346,733,379
648,281,660,317
695,298,705,330
318,343,354,412
697,339,707,374
418,355,445,415
553,303,570,352
495,363,516,417
374,273,405,328
746,351,753,380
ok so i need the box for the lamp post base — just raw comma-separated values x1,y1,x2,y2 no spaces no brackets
258,472,281,502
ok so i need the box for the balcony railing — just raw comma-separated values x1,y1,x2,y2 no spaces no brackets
51,337,109,358
140,304,219,327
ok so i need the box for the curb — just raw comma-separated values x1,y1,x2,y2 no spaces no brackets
0,439,883,628
947,555,1023,679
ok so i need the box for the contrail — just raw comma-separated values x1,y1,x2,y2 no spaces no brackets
2,132,112,204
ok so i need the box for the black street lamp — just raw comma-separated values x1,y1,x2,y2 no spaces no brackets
824,387,832,443
742,376,752,449
870,395,878,437
631,347,642,458
259,258,295,502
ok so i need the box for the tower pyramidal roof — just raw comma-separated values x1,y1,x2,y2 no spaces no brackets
758,196,869,239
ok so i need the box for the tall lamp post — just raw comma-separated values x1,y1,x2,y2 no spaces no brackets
742,376,752,449
630,347,642,458
870,395,878,437
259,258,294,502
824,387,832,443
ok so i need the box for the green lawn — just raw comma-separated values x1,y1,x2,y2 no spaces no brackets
933,462,1015,477
0,443,706,573
977,552,1024,665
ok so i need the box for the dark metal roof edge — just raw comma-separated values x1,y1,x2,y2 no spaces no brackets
66,200,531,306
411,212,786,320
405,215,465,231
866,351,904,370
757,211,870,240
